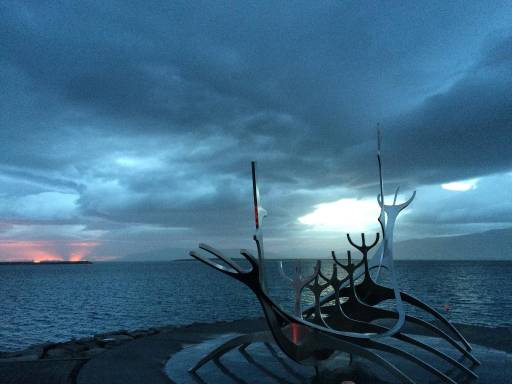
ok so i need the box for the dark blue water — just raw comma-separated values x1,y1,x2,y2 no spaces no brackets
1,260,511,351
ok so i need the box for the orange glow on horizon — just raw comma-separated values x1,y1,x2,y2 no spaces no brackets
0,240,100,262
68,241,99,262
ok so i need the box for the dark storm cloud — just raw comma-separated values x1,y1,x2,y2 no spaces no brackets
337,32,512,192
385,34,512,182
0,0,511,259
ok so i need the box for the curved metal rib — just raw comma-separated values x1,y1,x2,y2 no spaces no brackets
189,157,479,383
340,283,479,364
194,247,480,383
339,234,476,362
363,338,458,384
191,239,479,383
305,261,332,327
333,249,404,339
198,243,245,272
189,331,273,373
309,232,473,354
356,267,473,352
258,296,417,384
279,260,319,317
316,334,416,384
256,255,476,384
400,291,473,352
322,262,478,379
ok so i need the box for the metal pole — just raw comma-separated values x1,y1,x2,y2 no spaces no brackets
251,161,268,291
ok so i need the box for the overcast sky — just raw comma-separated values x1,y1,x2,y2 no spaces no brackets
0,1,511,261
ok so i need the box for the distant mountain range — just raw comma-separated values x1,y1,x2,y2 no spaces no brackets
395,227,512,260
122,228,511,261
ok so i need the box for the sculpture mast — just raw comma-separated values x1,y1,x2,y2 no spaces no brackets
251,161,268,291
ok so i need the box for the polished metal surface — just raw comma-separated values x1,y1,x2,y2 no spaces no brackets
279,260,318,318
189,142,480,383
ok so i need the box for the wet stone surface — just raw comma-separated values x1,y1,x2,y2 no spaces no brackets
165,333,512,384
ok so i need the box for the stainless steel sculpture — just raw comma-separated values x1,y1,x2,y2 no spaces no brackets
189,140,480,383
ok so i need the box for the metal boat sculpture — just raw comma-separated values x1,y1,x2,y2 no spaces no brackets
189,141,480,383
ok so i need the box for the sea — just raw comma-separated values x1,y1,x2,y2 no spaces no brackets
1,260,511,352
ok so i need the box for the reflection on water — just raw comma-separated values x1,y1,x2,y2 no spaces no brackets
0,260,511,351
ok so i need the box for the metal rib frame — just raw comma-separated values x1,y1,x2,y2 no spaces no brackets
187,155,479,383
189,242,479,383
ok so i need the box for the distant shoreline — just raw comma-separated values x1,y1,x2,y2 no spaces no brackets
0,260,92,265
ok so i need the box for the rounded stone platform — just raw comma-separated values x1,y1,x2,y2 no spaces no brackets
165,332,512,384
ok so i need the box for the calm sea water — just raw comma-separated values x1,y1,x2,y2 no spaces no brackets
1,260,511,351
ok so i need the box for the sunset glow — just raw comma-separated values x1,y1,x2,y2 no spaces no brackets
68,242,99,261
0,240,100,262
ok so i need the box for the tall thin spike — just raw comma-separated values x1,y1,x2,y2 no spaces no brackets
377,125,384,205
393,186,400,205
251,161,260,230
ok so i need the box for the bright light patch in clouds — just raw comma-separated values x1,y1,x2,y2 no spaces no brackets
441,179,478,192
114,156,163,170
298,198,380,232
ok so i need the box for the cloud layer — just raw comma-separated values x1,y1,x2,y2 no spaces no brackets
0,1,511,260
